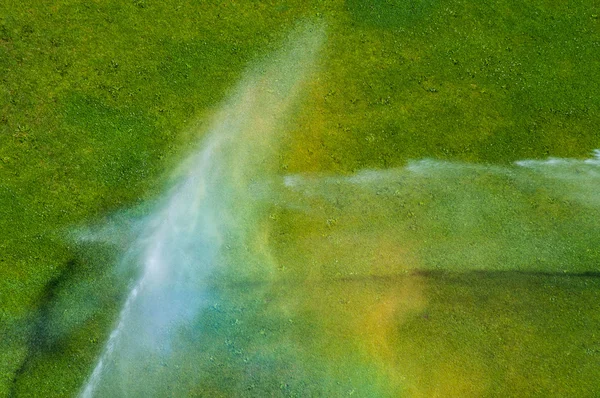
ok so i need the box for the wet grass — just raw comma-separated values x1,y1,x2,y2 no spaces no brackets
1,0,599,396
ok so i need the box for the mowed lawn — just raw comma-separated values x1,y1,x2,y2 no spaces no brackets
1,1,599,397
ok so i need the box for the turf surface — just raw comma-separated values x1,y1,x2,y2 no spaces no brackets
1,1,599,396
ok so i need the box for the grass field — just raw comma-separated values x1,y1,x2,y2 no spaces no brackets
1,1,599,397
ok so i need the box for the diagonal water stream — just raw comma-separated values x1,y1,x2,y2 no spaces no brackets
79,23,324,397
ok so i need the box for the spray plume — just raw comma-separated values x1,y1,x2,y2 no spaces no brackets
79,23,324,397
75,21,600,396
280,151,600,276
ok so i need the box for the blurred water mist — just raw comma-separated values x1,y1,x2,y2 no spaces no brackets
79,23,325,397
74,21,600,396
279,150,600,277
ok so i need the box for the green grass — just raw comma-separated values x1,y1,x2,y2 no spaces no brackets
1,0,599,396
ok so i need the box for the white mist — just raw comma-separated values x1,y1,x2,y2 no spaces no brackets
79,23,324,397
